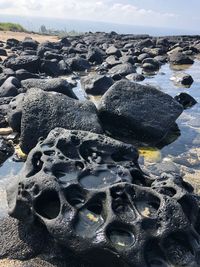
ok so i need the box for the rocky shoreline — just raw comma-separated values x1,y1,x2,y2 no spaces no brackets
0,32,200,266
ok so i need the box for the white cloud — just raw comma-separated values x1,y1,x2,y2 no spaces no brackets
0,0,178,27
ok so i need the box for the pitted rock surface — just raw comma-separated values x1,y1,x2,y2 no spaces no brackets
7,128,200,267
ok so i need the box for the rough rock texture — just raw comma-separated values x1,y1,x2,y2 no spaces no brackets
0,138,14,164
169,52,194,65
65,56,91,71
0,76,21,97
175,92,197,109
98,80,183,144
108,63,136,80
20,89,103,153
6,128,200,267
15,69,40,81
3,55,40,73
81,74,114,95
7,93,25,132
21,78,77,98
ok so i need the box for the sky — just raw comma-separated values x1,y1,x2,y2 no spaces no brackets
0,0,199,32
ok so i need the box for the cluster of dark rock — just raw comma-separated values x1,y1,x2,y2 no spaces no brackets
0,32,199,266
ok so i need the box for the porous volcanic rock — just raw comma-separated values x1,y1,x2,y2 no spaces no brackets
6,128,200,267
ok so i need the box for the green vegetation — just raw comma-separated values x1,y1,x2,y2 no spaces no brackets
0,22,27,32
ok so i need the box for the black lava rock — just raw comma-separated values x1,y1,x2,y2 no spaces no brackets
15,69,40,81
0,48,7,56
20,89,103,153
6,128,200,267
3,55,40,73
0,76,21,97
108,63,136,80
21,78,77,98
81,74,114,95
169,52,194,65
174,92,197,109
98,80,183,144
0,138,14,164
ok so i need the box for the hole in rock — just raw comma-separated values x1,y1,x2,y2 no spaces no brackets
57,139,80,159
135,192,160,218
87,196,105,215
75,207,104,238
34,190,60,219
111,187,136,221
107,226,135,249
71,135,80,146
131,168,146,186
79,141,112,163
79,169,117,189
41,142,54,149
178,195,198,223
157,187,176,197
26,152,43,177
64,185,85,208
79,166,132,190
52,163,79,183
43,150,55,156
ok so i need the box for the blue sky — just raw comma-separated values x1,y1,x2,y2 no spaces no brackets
0,0,198,31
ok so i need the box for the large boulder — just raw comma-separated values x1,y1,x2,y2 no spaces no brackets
98,80,183,144
142,58,160,72
81,74,114,95
6,127,200,266
21,78,77,98
106,45,122,57
0,48,7,57
3,55,40,73
65,56,91,71
0,77,21,97
169,52,194,65
20,89,103,153
0,68,15,86
22,37,38,50
15,69,40,81
40,59,71,77
108,63,136,80
87,47,105,64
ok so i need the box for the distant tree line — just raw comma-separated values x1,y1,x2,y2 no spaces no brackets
39,24,83,37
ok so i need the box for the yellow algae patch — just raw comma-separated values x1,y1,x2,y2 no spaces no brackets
0,127,13,135
15,144,27,160
87,213,99,222
141,207,151,217
139,147,161,163
117,242,126,247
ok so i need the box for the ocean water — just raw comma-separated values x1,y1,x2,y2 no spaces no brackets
0,14,199,36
